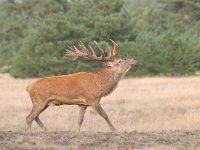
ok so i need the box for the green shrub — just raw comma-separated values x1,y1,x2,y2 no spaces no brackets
1,0,200,77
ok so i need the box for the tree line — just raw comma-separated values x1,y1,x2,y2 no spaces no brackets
0,0,200,78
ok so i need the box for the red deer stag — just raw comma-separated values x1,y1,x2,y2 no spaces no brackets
26,39,136,132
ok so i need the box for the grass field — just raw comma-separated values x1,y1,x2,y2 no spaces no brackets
1,73,200,132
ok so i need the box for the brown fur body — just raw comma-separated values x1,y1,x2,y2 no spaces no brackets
26,41,136,132
27,67,122,107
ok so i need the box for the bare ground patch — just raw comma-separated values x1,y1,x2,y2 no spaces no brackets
1,131,200,150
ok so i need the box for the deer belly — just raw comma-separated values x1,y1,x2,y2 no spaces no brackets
48,95,87,106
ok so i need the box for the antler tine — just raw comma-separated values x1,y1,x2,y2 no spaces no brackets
80,41,87,50
65,47,79,61
110,39,116,49
88,45,97,57
67,46,76,52
79,41,99,60
78,41,89,54
73,45,79,51
109,39,117,59
94,41,105,58
65,44,87,61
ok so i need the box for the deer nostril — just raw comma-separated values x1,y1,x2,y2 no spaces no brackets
130,59,136,65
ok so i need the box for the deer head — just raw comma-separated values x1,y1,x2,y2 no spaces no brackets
65,39,137,76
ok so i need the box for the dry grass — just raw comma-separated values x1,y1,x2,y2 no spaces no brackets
1,73,200,132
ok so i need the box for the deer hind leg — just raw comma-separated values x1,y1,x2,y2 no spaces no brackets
77,105,87,132
26,103,48,131
93,102,116,132
35,105,48,131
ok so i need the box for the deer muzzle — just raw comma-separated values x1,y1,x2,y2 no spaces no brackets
130,58,137,65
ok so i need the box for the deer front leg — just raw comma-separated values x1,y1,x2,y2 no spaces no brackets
93,102,116,132
77,105,87,132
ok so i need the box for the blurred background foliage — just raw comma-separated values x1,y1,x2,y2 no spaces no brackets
0,0,200,78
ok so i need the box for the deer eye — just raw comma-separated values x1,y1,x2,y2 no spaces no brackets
118,59,124,64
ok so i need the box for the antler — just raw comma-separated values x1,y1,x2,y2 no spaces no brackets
65,39,117,62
